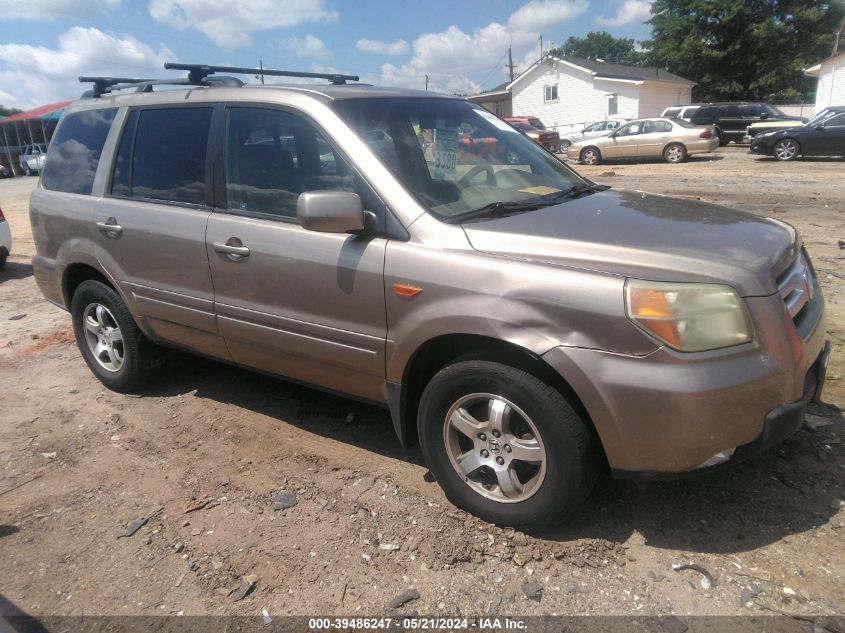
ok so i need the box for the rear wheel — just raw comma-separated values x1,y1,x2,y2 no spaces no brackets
418,360,596,526
717,129,729,147
773,138,799,161
559,139,571,152
23,164,31,176
580,147,601,165
71,280,163,392
663,143,687,163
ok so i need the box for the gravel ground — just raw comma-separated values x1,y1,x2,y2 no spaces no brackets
0,146,843,621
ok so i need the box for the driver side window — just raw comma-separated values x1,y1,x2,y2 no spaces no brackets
615,121,642,137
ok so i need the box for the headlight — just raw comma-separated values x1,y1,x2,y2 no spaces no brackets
625,280,752,352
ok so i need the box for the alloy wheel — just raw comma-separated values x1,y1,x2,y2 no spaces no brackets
774,139,797,161
443,393,547,503
82,303,125,372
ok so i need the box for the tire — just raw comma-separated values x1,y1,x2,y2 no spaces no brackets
23,164,31,176
663,143,687,163
716,129,729,147
71,280,163,392
773,138,799,161
580,147,601,165
0,253,6,269
418,360,596,527
559,139,571,152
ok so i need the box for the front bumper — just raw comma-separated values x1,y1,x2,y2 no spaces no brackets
542,291,828,476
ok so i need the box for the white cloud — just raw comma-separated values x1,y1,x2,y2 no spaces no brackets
148,0,339,50
280,34,332,61
508,0,590,32
365,0,589,95
0,0,120,20
0,27,174,109
356,38,409,56
596,0,652,26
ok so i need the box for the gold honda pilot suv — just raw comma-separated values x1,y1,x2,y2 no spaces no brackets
30,64,830,526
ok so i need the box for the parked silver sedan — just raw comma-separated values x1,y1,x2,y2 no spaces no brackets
567,118,719,164
559,118,627,151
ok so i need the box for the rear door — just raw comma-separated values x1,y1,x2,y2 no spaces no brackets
718,105,743,137
93,105,229,359
637,120,673,156
206,105,388,402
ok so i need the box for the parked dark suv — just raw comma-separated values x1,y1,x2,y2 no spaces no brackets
691,103,803,146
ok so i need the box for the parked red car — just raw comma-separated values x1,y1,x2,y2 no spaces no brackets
505,117,561,153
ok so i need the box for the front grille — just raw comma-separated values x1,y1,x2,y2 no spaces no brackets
777,250,820,335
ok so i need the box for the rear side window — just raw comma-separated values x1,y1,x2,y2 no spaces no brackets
111,107,212,205
742,104,764,118
42,108,117,195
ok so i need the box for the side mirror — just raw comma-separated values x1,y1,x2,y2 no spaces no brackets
297,191,365,234
814,123,825,130
760,112,769,120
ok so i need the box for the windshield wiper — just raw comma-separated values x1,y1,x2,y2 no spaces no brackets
443,201,548,224
540,182,608,203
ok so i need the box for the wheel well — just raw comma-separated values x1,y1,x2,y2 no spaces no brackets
398,334,599,452
63,264,114,306
581,146,600,157
663,142,687,154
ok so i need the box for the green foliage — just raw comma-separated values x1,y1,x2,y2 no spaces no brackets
0,105,23,117
550,31,646,65
645,0,845,102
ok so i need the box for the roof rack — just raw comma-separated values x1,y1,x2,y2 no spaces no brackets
79,62,359,98
164,62,359,85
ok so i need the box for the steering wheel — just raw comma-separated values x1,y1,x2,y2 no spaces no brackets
460,163,495,187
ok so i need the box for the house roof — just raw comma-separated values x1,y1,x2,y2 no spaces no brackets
804,50,845,77
0,100,73,123
506,55,694,91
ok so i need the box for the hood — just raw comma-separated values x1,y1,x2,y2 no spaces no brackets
461,189,798,296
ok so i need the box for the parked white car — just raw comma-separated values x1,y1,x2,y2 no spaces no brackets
559,119,628,151
19,144,47,176
0,204,11,269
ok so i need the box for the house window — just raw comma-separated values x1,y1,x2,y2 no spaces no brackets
607,94,619,117
544,84,558,102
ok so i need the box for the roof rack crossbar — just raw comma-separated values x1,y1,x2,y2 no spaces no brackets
79,62,359,98
164,62,359,85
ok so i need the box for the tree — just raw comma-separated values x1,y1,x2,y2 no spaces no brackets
0,105,23,117
550,31,645,65
645,0,845,102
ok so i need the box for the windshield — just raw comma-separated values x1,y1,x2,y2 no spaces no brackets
332,98,584,219
764,104,786,117
806,108,841,126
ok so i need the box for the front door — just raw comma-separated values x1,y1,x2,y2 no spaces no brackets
206,106,388,402
803,112,845,155
93,105,229,359
603,121,642,158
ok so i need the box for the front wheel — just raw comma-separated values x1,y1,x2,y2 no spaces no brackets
580,147,601,165
773,138,799,161
418,360,596,526
23,164,31,176
559,140,571,152
71,280,164,392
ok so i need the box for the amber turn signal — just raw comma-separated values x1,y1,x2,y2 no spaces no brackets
394,283,423,297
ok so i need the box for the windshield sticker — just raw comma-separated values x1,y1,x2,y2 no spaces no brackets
474,109,517,133
519,186,561,196
432,119,458,180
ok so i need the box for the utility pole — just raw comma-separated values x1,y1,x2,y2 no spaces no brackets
425,74,429,91
256,59,265,84
539,35,543,60
506,46,516,82
834,16,845,55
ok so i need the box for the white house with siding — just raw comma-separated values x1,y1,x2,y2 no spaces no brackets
507,56,694,134
805,51,845,112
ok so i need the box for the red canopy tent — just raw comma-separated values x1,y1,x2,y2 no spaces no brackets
0,100,73,177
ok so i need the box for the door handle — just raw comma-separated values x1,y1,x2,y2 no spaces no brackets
213,241,250,259
96,218,123,237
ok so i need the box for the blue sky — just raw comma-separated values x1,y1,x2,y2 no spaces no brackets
0,0,653,109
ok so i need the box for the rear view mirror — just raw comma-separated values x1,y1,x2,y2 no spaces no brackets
297,191,365,233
